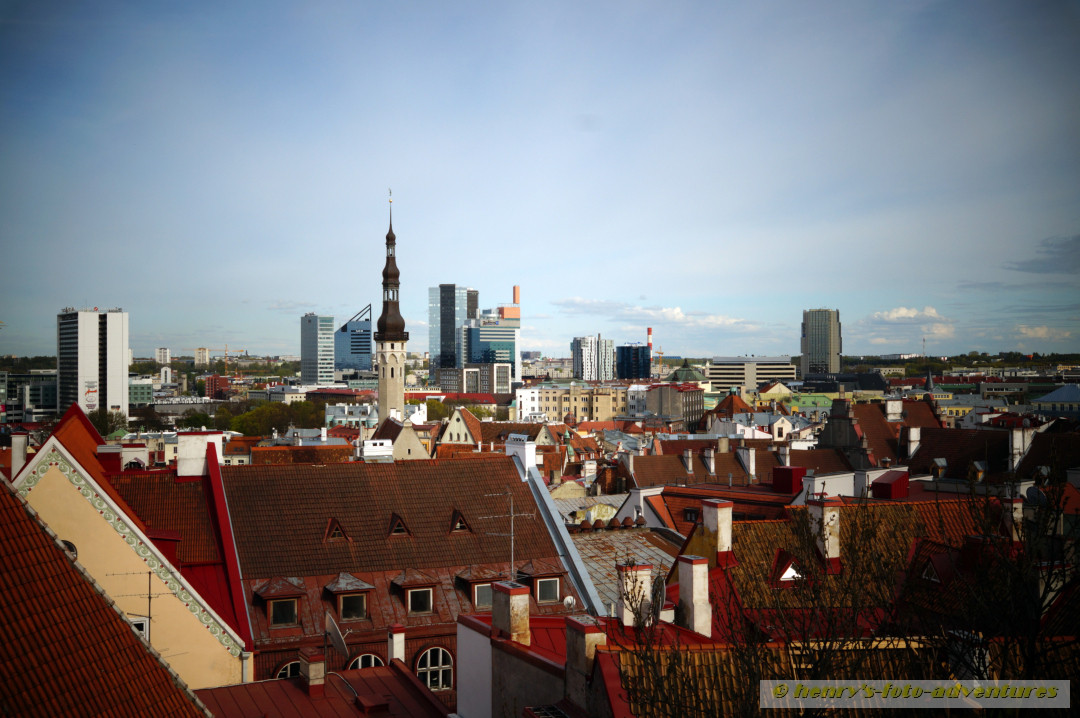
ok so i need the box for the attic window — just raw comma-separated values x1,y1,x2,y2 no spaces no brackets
324,518,350,542
450,510,470,533
779,564,802,582
269,599,298,627
683,508,699,523
389,513,410,536
922,562,941,584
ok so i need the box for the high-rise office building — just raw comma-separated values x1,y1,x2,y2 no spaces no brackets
375,200,408,425
57,307,130,417
800,308,842,376
616,343,652,380
571,335,615,382
335,305,373,371
301,313,335,384
428,284,477,370
154,347,171,365
460,286,522,382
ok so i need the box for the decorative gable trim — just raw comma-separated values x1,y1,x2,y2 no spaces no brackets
324,517,351,543
14,444,246,658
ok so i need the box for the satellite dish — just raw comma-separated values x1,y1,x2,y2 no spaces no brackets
325,611,349,659
563,595,576,611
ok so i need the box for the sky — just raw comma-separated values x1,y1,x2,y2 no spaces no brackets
2,1,1079,361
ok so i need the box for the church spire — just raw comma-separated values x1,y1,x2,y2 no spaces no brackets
375,191,407,343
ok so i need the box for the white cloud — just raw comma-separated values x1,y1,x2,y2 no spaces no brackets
870,306,943,322
553,297,751,329
925,323,955,339
1016,325,1072,341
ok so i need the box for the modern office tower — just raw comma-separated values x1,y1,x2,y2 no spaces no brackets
375,201,408,424
801,308,842,376
460,285,521,381
428,284,477,370
154,347,171,365
571,334,615,381
616,343,652,380
702,356,797,395
300,313,335,385
57,307,130,418
335,304,373,371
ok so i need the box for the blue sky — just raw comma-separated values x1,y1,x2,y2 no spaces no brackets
2,1,1078,360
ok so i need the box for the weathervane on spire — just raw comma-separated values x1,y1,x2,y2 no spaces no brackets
388,187,392,204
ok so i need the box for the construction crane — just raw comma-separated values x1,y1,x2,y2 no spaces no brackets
182,345,248,373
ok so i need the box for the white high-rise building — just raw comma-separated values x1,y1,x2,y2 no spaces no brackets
571,335,615,381
194,348,211,367
301,313,335,385
155,347,171,365
57,308,130,418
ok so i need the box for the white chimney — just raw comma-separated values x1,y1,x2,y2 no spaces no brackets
703,448,716,476
388,623,406,662
682,449,694,475
505,434,537,474
736,445,755,479
617,563,653,627
905,426,921,460
299,646,326,698
703,499,735,567
176,432,225,478
1005,495,1025,542
321,427,327,442
11,433,28,478
778,443,791,467
677,555,711,637
807,497,842,574
492,581,531,645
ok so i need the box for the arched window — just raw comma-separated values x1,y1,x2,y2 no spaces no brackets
416,647,453,691
275,661,300,679
347,654,384,670
61,540,77,559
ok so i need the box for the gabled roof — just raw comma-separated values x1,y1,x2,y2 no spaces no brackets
1015,431,1080,481
108,470,221,564
0,482,207,717
788,448,853,476
908,428,1011,481
569,530,682,614
219,455,562,579
457,407,485,443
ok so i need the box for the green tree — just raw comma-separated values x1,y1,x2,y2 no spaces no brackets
175,409,212,430
87,407,129,437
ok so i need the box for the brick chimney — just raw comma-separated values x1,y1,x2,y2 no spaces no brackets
807,497,842,574
702,499,736,567
565,616,607,708
493,581,531,645
387,623,406,662
616,563,653,627
677,555,711,637
299,646,325,698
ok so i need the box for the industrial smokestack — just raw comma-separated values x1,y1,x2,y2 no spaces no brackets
647,327,653,350
513,285,520,305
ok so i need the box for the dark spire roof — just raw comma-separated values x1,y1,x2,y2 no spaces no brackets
375,198,408,342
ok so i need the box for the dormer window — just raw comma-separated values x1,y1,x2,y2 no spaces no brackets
683,508,699,523
779,564,802,582
389,513,410,536
922,562,941,584
255,577,305,628
408,588,433,614
324,517,350,543
536,577,560,603
450,510,470,533
270,599,298,626
473,583,493,608
340,593,368,620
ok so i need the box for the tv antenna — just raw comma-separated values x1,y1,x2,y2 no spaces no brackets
481,489,535,581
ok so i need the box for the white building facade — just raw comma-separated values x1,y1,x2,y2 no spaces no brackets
57,308,130,417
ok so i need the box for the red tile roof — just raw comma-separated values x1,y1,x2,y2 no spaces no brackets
788,448,853,476
908,428,1011,481
1016,431,1080,482
196,659,450,717
0,482,207,717
249,445,354,465
108,471,220,564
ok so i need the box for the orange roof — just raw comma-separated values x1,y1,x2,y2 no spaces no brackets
0,482,205,717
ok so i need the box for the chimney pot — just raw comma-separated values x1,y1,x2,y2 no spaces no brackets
616,563,653,627
299,646,326,698
807,497,842,574
677,555,711,637
492,581,531,645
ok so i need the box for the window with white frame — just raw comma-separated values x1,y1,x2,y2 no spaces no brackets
416,647,453,690
339,593,367,620
473,583,493,608
269,598,298,627
128,615,149,640
536,577,559,603
408,588,433,615
347,654,384,670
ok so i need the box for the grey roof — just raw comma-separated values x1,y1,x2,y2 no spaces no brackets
552,495,629,524
569,529,682,616
1034,384,1080,403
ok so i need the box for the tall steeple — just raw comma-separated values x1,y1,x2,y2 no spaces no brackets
375,192,408,426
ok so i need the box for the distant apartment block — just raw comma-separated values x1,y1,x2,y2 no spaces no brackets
517,383,627,422
128,378,154,407
571,335,615,381
437,362,512,394
194,348,211,367
335,305,373,371
205,374,231,400
1,370,58,423
57,307,130,417
300,313,335,385
801,308,842,376
154,347,171,365
703,356,797,395
616,343,651,380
